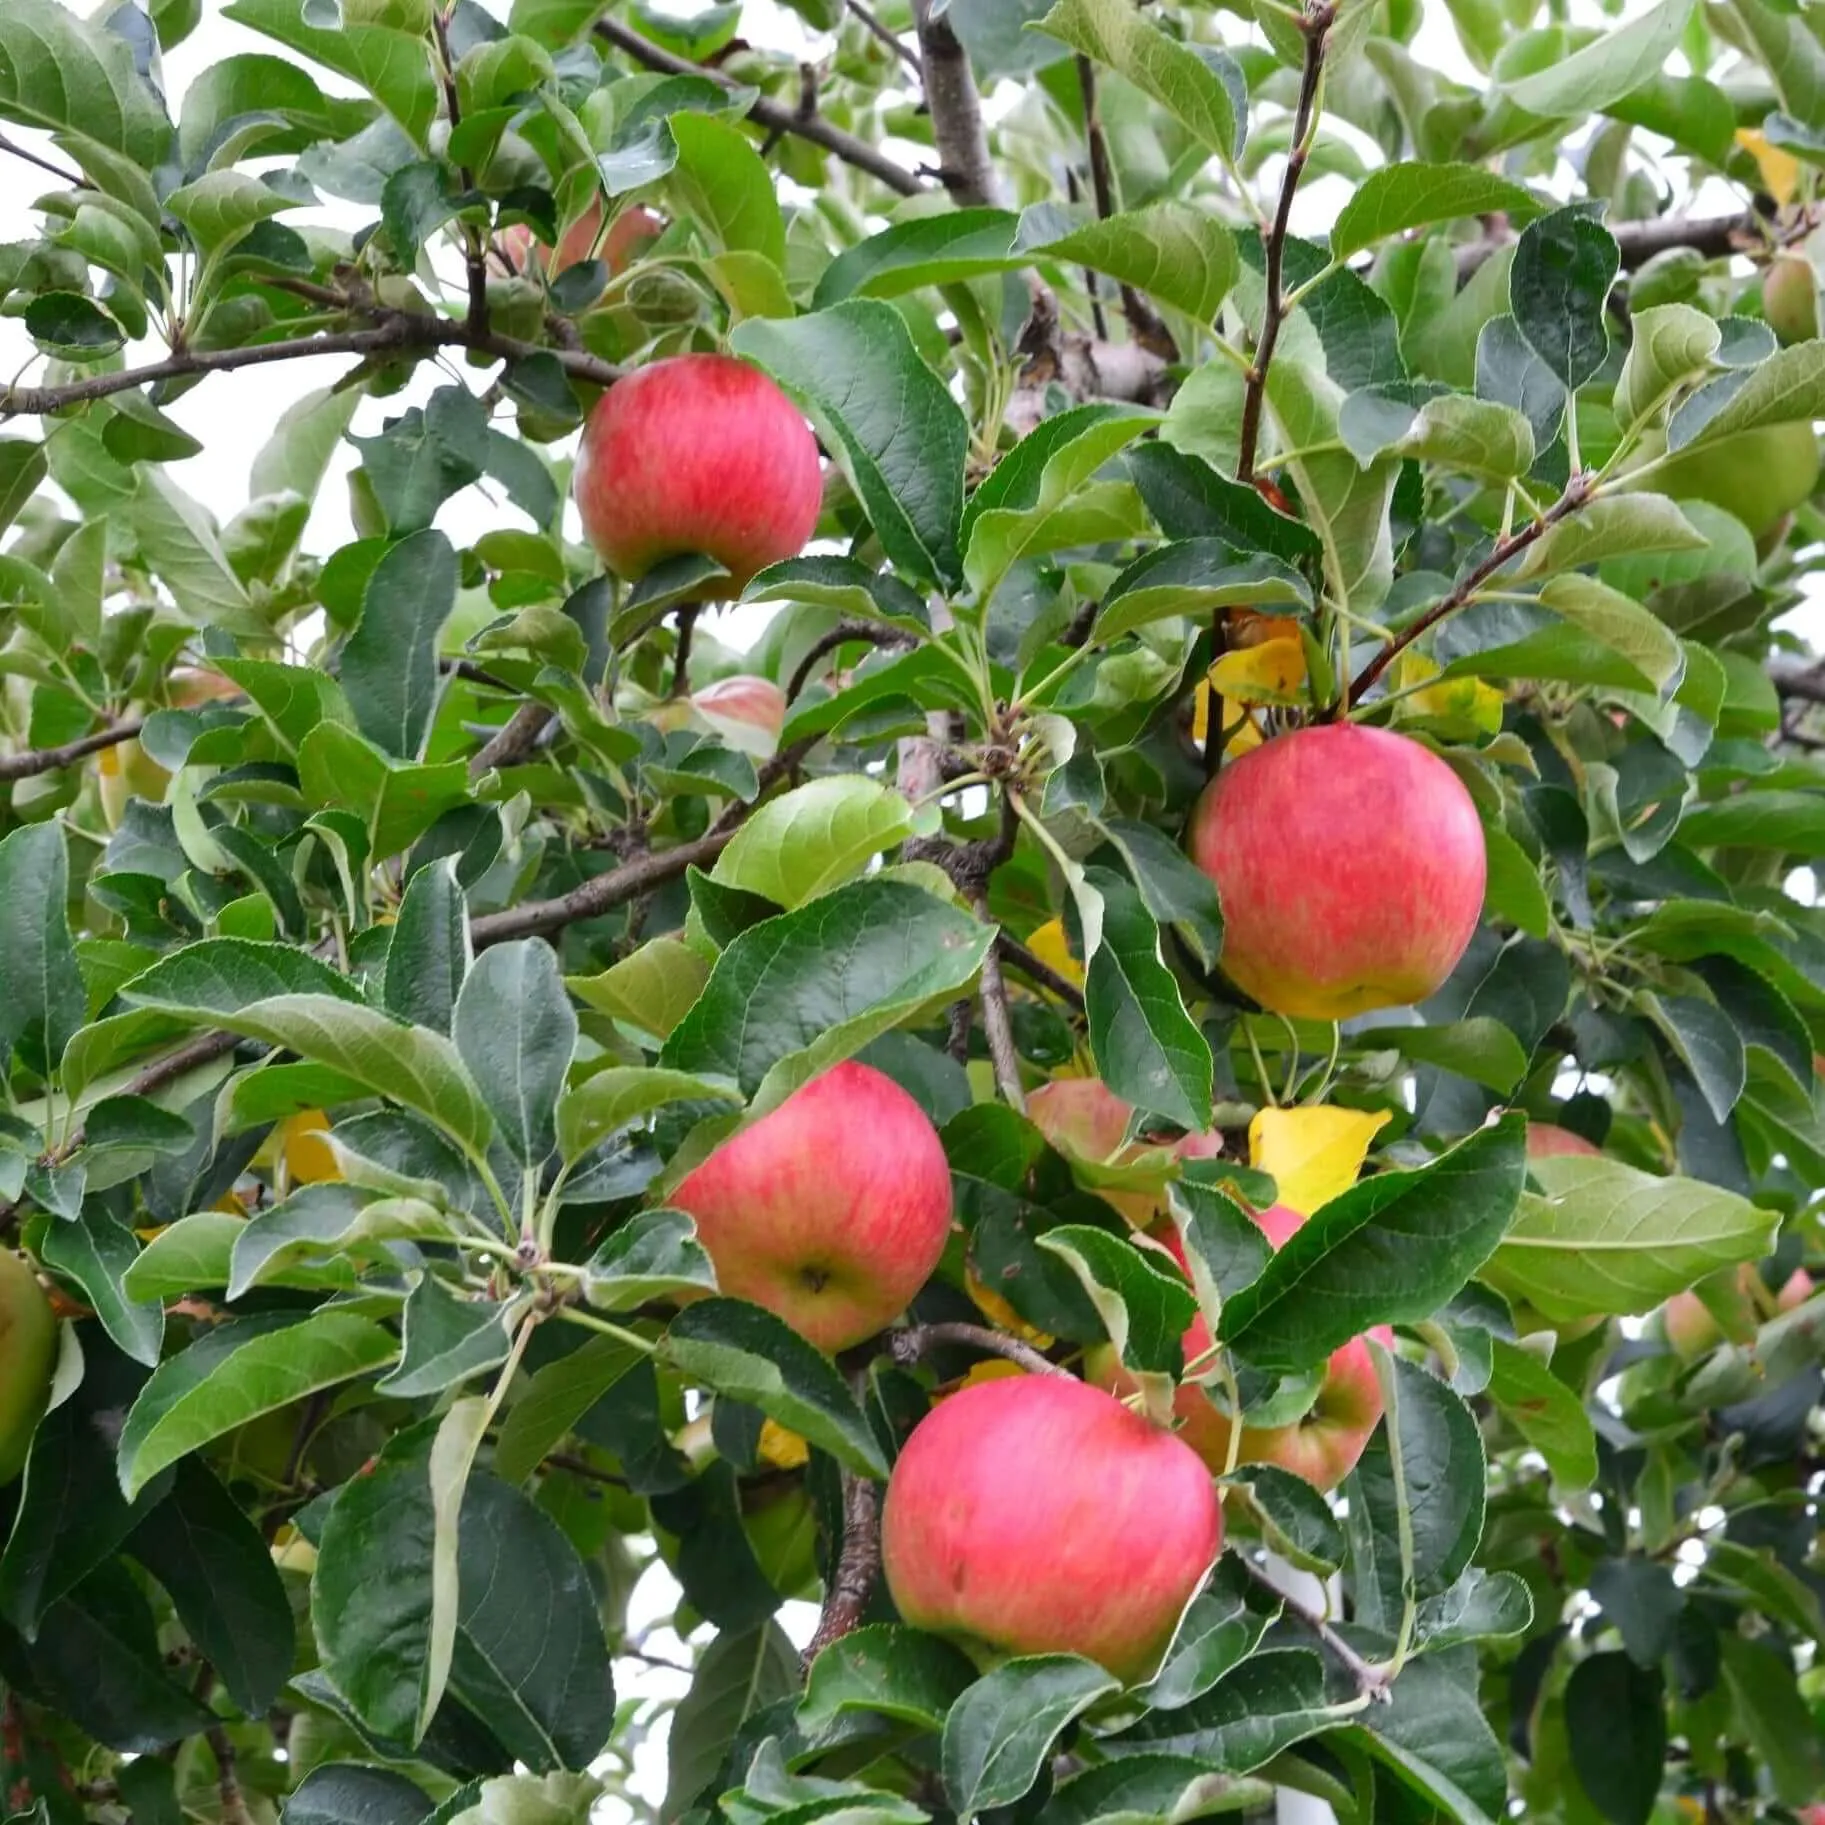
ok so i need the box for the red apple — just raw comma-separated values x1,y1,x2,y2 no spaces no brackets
880,1373,1221,1682
670,1061,951,1352
1187,724,1486,1021
573,353,823,587
691,674,787,756
1092,1216,1388,1491
1526,1122,1600,1159
498,202,665,279
1025,1078,1222,1226
1664,1263,1815,1358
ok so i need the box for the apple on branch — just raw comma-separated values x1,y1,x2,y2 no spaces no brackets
0,1250,56,1486
670,1061,952,1353
881,1372,1222,1683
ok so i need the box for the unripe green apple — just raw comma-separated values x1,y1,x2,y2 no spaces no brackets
97,736,172,828
0,1251,57,1486
670,1061,952,1352
573,353,823,588
1628,422,1820,535
1762,253,1820,345
881,1373,1221,1683
1186,724,1486,1021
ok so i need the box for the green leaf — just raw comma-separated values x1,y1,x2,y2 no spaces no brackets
228,1185,452,1299
941,1656,1120,1815
1330,163,1542,263
660,877,994,1113
122,935,364,1017
667,110,786,266
119,1212,242,1301
1037,0,1235,156
1588,1556,1683,1668
1514,493,1706,579
1083,866,1212,1133
1510,207,1619,391
118,1311,398,1498
1018,202,1239,324
1036,1223,1198,1377
556,1070,739,1164
342,530,456,760
662,1299,888,1475
1114,1649,1333,1770
799,1624,979,1734
581,1209,718,1310
384,856,469,1034
282,1766,435,1825
1352,1018,1529,1093
165,169,299,263
567,938,710,1044
1680,789,1825,853
1141,1561,1277,1709
1234,1465,1347,1576
712,774,922,909
128,469,263,636
732,302,969,588
0,823,85,1079
815,208,1022,305
297,725,474,861
1092,540,1311,645
664,1622,800,1819
1565,1652,1665,1825
1718,1633,1825,1806
1642,989,1745,1121
451,940,577,1167
1537,573,1685,693
493,1333,642,1485
741,555,931,635
40,1212,164,1369
1613,302,1721,431
0,0,171,170
1048,1757,1272,1825
1484,1336,1598,1486
1506,0,1695,116
0,440,47,542
1481,1153,1777,1322
1350,1647,1508,1823
380,1278,519,1398
1219,1115,1526,1375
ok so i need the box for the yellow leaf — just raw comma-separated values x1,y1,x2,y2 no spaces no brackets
966,1265,1054,1348
757,1420,809,1470
282,1109,343,1185
1208,636,1307,706
943,1359,1027,1397
1249,1104,1392,1216
1737,128,1798,207
1024,917,1085,989
1392,651,1505,737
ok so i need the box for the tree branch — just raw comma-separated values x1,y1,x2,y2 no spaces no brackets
973,894,1026,1111
912,0,1000,207
786,621,909,701
1346,472,1594,707
594,18,923,198
0,132,87,190
1234,1552,1392,1701
469,701,554,778
889,1322,1066,1378
804,1467,882,1667
1455,207,1778,282
1076,57,1175,357
431,5,491,340
1769,656,1825,704
1236,2,1334,484
997,933,1086,1011
0,716,144,782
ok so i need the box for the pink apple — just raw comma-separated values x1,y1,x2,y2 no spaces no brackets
1025,1078,1223,1226
1092,1212,1387,1491
1526,1122,1601,1159
498,201,665,279
670,1061,951,1352
1664,1263,1815,1358
1187,724,1486,1021
880,1373,1221,1683
691,674,787,756
573,353,823,587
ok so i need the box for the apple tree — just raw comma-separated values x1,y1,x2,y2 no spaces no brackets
2,0,1825,1819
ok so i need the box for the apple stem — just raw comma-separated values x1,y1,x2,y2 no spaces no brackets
1236,1553,1395,1702
889,1322,1068,1380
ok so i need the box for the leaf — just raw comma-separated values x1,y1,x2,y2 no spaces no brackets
451,940,577,1167
1484,1336,1598,1486
799,1625,979,1734
1514,493,1706,578
384,857,470,1034
341,530,456,760
40,1212,164,1369
1047,1757,1271,1825
940,1656,1120,1815
815,207,1021,305
0,0,171,170
1330,163,1542,262
1127,443,1322,563
667,110,786,266
660,878,994,1112
568,939,709,1043
1642,990,1745,1122
122,936,364,1017
1036,1224,1198,1377
1037,0,1235,156
1220,1115,1526,1375
118,1310,398,1498
125,1459,292,1718
712,775,921,909
1113,1649,1334,1771
1679,789,1825,853
1245,1105,1388,1218
1506,0,1695,116
664,1622,799,1819
1235,1465,1347,1577
1082,866,1211,1132
1018,202,1239,324
1350,1647,1508,1823
380,1278,518,1399
1510,207,1620,391
1141,1562,1277,1709
661,1299,888,1475
1589,1557,1684,1667
282,1765,435,1825
128,469,263,635
1481,1153,1777,1322
1353,1018,1529,1093
1613,303,1721,431
555,1070,740,1164
731,301,968,587
228,1184,451,1299
1565,1652,1665,1825
0,823,85,1079
1092,540,1311,644
1537,573,1685,694
582,1210,718,1310
0,440,47,542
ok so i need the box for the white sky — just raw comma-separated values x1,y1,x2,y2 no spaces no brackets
1,1,1818,1815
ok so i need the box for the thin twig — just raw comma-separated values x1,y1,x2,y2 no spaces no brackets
1235,1552,1393,1702
1769,656,1825,704
1346,473,1593,707
997,933,1086,1011
1075,57,1175,357
0,716,144,782
431,6,491,340
595,18,922,197
205,1724,255,1825
1455,207,1784,282
973,895,1026,1110
1236,2,1334,484
889,1321,1066,1378
786,621,907,701
671,605,700,700
0,133,87,190
847,0,923,74
911,0,1000,206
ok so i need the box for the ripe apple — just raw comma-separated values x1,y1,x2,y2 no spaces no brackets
1091,1216,1388,1491
880,1372,1221,1683
670,1061,952,1352
0,1250,56,1486
500,201,666,279
168,666,241,707
1025,1078,1222,1226
691,674,787,757
1664,1263,1815,1358
573,353,823,588
1526,1122,1600,1159
1186,724,1486,1022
